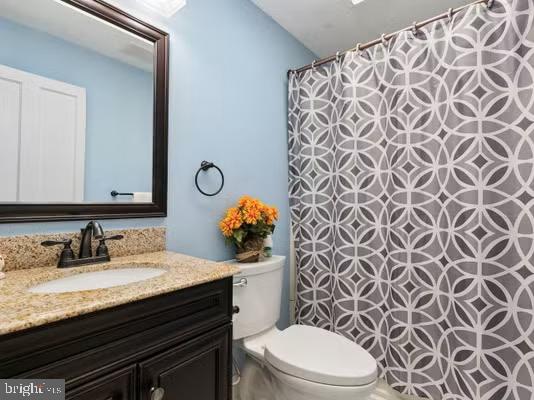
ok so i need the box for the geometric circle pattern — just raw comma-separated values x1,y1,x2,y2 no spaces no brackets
288,1,534,399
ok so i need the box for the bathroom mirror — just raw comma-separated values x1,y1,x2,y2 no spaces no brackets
0,0,168,222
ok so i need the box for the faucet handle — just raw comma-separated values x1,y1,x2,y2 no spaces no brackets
41,238,73,247
96,235,124,258
100,235,124,242
41,239,76,268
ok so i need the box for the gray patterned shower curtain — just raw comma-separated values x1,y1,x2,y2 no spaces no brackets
288,1,534,399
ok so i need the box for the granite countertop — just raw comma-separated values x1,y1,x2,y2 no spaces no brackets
0,251,240,336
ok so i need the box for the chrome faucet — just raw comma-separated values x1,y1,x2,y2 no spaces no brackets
41,221,123,268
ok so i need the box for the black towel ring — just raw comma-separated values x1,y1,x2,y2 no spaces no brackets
195,161,224,197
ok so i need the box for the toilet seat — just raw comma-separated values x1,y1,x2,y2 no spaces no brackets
264,325,377,387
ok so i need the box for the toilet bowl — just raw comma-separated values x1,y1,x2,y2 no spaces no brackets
231,256,377,400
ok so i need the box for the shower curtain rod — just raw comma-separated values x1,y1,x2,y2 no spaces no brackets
288,0,492,77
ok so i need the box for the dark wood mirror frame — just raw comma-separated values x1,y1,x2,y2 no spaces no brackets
0,0,168,223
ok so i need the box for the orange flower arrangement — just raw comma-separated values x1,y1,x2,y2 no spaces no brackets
219,195,279,248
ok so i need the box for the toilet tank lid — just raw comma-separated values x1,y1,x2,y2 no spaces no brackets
224,255,285,277
264,325,377,387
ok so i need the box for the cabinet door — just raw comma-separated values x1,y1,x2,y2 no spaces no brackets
67,365,136,400
139,325,231,400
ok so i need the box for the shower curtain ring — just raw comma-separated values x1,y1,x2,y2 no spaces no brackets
381,33,388,46
411,21,419,36
487,0,494,9
312,60,316,70
355,43,362,56
448,8,454,22
336,51,341,63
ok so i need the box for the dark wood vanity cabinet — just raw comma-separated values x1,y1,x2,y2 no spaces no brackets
0,279,233,400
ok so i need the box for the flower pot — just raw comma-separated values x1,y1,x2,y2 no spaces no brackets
235,234,264,263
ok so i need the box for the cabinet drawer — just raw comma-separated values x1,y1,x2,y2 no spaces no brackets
139,324,232,400
67,365,136,400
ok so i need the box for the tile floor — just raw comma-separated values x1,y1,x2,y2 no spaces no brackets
232,379,426,400
372,380,427,400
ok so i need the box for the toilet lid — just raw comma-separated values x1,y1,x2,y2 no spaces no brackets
264,325,377,387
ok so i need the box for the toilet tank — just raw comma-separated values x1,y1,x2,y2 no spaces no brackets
230,255,285,340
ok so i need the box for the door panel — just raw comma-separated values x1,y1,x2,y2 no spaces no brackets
19,71,86,202
139,325,231,400
0,68,25,201
23,85,84,201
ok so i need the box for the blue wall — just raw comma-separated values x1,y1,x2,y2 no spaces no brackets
0,0,315,328
0,17,153,201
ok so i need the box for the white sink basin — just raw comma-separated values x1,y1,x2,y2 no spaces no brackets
28,267,166,294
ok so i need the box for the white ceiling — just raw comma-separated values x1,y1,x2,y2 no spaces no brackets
0,0,154,72
252,0,472,58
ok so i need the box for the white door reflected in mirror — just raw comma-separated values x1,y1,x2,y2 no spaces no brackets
0,65,86,203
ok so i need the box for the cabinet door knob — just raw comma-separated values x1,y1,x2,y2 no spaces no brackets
150,387,165,400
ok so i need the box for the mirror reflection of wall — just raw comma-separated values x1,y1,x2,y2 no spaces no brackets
0,0,154,204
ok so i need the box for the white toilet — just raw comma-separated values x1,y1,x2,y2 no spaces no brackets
231,255,377,400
